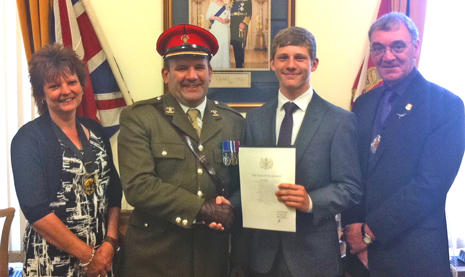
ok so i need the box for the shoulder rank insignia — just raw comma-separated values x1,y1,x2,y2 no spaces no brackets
165,107,175,114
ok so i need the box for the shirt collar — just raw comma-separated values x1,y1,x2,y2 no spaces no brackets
178,97,207,119
278,86,314,112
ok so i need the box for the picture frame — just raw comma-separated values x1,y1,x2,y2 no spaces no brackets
163,0,295,111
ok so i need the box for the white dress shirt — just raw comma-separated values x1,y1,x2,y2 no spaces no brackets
178,97,207,129
275,87,314,212
275,87,314,145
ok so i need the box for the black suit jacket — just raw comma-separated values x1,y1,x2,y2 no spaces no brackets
237,92,362,277
349,71,465,276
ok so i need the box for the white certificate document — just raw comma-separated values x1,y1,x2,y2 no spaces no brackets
239,147,296,232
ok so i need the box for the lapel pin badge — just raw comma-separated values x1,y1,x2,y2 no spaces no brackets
405,103,412,111
211,110,219,117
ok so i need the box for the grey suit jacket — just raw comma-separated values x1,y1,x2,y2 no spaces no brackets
238,92,362,277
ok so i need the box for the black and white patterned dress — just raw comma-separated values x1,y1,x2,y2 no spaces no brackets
23,130,112,277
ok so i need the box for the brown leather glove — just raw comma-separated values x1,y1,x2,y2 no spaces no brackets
197,198,234,229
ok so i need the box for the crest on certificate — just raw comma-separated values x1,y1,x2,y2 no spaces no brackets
260,158,273,170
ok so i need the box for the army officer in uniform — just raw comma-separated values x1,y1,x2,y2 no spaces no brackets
117,24,245,277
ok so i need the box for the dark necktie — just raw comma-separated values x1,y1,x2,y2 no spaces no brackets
370,89,397,155
378,89,397,127
277,102,299,146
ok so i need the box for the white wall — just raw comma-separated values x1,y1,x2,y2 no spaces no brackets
297,0,380,109
90,0,380,110
89,0,165,102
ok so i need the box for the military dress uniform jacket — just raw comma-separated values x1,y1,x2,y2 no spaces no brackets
230,0,252,43
117,93,244,277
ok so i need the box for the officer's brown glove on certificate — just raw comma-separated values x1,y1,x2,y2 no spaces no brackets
197,198,235,229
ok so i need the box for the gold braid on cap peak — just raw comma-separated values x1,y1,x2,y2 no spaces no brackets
163,44,212,60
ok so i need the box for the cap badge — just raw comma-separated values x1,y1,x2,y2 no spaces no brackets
181,34,190,44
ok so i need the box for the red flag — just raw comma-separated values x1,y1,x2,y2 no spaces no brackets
54,0,127,137
351,0,392,107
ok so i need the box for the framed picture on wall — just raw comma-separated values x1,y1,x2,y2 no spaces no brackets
163,0,295,110
190,0,270,71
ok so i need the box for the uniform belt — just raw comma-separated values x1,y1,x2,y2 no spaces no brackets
231,12,248,16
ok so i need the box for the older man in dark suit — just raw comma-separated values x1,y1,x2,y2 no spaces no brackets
343,12,465,276
231,26,362,277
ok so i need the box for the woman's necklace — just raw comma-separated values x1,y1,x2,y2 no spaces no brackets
51,118,98,195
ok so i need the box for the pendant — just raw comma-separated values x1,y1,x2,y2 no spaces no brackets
370,135,381,154
83,176,97,195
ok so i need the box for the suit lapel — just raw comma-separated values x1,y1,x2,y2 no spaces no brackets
370,74,427,171
357,91,383,173
294,92,325,165
261,98,278,146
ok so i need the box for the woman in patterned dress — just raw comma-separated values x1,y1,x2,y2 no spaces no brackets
11,44,122,277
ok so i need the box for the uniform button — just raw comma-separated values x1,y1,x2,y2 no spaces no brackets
198,145,204,151
197,168,203,175
182,219,188,226
144,223,149,227
162,151,167,156
176,217,181,223
197,191,203,197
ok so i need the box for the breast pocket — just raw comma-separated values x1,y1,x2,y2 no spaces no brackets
152,143,186,183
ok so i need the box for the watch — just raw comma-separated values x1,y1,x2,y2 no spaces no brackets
361,223,373,244
103,236,120,252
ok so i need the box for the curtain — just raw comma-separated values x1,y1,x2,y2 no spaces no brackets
16,0,53,61
1,0,35,260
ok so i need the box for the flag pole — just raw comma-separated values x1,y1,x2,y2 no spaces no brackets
80,0,133,106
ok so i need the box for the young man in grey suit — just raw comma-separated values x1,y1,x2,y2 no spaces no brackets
343,12,465,276
231,26,362,277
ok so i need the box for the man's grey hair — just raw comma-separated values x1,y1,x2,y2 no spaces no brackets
369,12,419,42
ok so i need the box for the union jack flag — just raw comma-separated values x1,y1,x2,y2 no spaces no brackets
53,0,127,138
